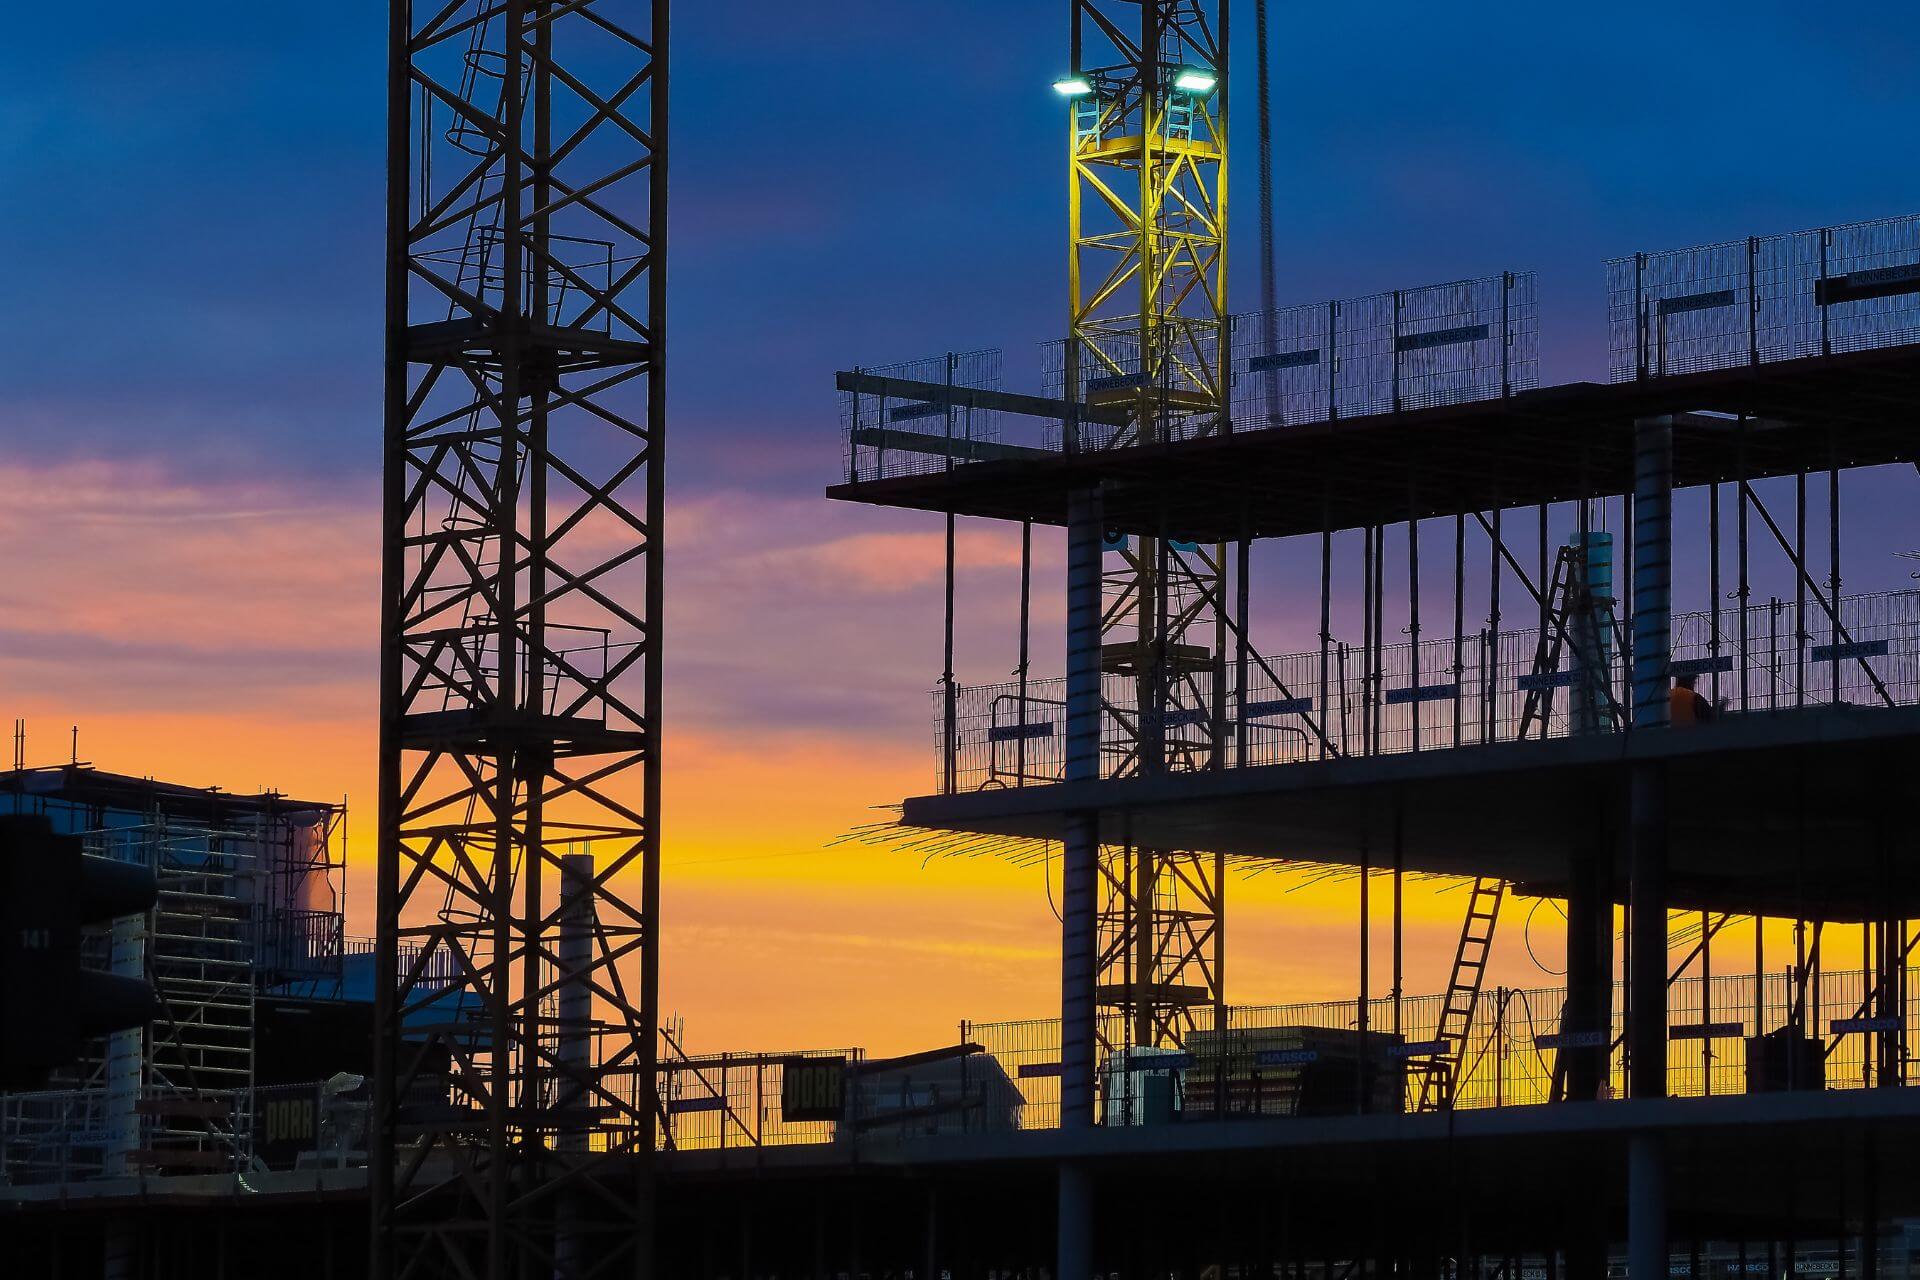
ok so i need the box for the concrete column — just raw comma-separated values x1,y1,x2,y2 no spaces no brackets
1628,415,1672,1102
1628,1131,1667,1280
1628,763,1668,1101
1563,832,1610,1104
104,910,146,1178
103,1223,139,1280
1059,1164,1094,1280
1631,417,1673,732
1060,486,1103,1280
1627,416,1672,1280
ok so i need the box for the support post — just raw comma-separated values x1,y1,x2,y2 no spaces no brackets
1564,830,1610,1103
1628,757,1669,1103
1627,415,1672,1278
1060,486,1103,1280
943,510,958,793
1629,414,1672,1102
1629,1132,1668,1280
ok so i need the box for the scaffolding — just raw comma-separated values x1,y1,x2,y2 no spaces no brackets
0,765,346,1181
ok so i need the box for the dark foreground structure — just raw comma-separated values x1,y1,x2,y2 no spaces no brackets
12,2,1920,1278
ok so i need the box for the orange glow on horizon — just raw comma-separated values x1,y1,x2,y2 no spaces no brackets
5,455,1618,1059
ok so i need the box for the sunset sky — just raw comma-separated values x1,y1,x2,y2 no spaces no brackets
5,2,1920,1055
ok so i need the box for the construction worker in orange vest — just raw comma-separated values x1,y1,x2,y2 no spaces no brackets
1669,672,1716,726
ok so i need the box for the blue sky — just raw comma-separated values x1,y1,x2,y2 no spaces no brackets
5,2,1920,492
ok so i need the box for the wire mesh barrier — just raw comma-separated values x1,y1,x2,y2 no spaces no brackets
838,279,1538,475
1040,325,1228,450
657,1050,856,1150
654,1043,1029,1151
838,216,1920,472
1228,273,1537,428
939,589,1920,792
964,960,1920,1134
1033,275,1538,450
1608,213,1920,381
841,349,1008,483
248,1080,368,1172
7,958,1908,1181
838,280,1536,477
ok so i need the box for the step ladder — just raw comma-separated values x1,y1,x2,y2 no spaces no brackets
1516,541,1623,740
1411,877,1505,1111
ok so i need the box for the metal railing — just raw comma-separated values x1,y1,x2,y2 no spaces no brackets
937,589,1920,793
0,1088,112,1185
253,908,346,987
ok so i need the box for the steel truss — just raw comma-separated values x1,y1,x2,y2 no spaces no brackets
1067,0,1230,1053
372,3,666,1278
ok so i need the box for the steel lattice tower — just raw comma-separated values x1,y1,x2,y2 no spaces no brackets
1065,0,1230,1052
371,3,666,1278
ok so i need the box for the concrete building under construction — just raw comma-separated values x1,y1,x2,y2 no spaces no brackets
12,1,1920,1278
0,755,358,1182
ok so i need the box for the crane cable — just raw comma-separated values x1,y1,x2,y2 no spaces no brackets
1254,0,1276,322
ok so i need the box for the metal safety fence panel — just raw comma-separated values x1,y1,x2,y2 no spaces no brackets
1033,275,1538,449
656,1049,860,1151
939,590,1920,793
1608,213,1920,381
7,961,1912,1180
960,960,1920,1135
841,350,1007,483
1042,322,1228,451
1230,273,1537,428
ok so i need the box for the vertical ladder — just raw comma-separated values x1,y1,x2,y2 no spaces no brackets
1072,92,1102,148
1164,89,1196,143
1412,877,1505,1111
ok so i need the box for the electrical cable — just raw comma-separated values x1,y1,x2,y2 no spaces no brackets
1043,840,1063,924
1524,896,1569,977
